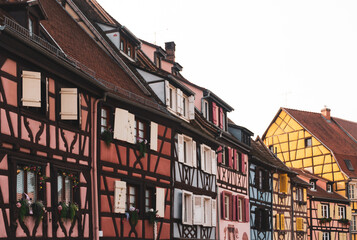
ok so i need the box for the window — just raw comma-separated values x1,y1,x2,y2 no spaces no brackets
345,159,354,171
224,195,230,220
202,100,209,120
305,137,312,147
338,206,346,219
17,165,39,201
126,184,138,211
127,46,131,57
100,107,110,133
255,208,270,231
144,188,154,212
221,148,226,165
238,198,243,221
120,40,124,51
322,232,330,240
201,145,212,173
236,152,241,172
228,226,235,240
350,184,355,199
259,170,263,190
296,217,304,231
296,188,303,202
321,204,329,218
134,118,147,144
178,134,195,166
168,86,176,111
182,191,193,224
310,180,316,190
279,174,288,193
269,145,274,153
352,215,357,231
182,94,189,118
327,183,333,193
58,173,73,204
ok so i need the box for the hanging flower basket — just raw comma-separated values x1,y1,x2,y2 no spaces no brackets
101,128,113,147
57,202,79,223
126,207,139,227
16,197,45,225
338,218,350,225
137,139,148,158
145,209,158,224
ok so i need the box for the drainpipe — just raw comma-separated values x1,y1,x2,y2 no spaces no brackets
290,178,294,240
92,93,107,240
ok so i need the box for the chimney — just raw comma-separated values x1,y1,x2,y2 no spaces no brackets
165,41,176,62
321,107,331,120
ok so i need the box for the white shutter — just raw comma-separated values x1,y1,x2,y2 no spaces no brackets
22,70,41,107
182,191,193,224
192,141,197,167
60,88,78,120
204,198,212,226
127,113,135,144
150,122,158,151
165,80,170,107
188,95,195,120
211,150,217,175
193,195,203,224
200,144,205,171
114,108,129,141
178,134,184,162
177,89,183,115
114,181,126,213
156,187,165,218
206,149,212,174
211,199,217,226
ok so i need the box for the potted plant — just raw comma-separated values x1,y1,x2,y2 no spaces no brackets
319,217,332,224
338,218,350,225
16,195,45,225
146,208,158,224
57,202,79,224
101,128,113,147
126,207,139,227
137,139,148,158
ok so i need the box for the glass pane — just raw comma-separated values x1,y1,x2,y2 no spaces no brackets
139,122,144,131
145,190,149,198
58,175,63,202
17,169,24,201
129,186,135,195
101,108,107,117
139,131,144,139
65,177,72,203
101,118,107,126
130,195,135,203
27,171,36,201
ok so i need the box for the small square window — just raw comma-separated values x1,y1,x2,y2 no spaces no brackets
305,137,312,147
310,180,316,190
327,183,333,193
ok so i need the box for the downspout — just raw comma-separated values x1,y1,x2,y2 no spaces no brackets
92,93,107,240
270,170,274,239
290,178,294,240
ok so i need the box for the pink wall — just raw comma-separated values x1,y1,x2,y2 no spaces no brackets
161,60,173,73
218,188,250,240
141,43,156,62
181,82,204,111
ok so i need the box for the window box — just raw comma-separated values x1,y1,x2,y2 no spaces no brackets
57,202,79,224
319,217,332,224
338,218,350,226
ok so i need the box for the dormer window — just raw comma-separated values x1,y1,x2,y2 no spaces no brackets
310,180,316,191
127,46,131,57
164,81,194,120
202,100,209,120
327,183,333,193
120,41,124,51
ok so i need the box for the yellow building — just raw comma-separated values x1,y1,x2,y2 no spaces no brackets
263,107,357,239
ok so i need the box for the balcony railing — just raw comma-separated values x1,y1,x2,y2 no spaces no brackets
0,16,162,110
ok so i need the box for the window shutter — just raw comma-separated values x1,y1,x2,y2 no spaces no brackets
280,174,288,193
156,187,165,217
211,199,217,226
347,205,352,220
228,147,233,168
188,95,195,120
200,144,205,171
296,217,303,231
232,195,237,221
276,214,280,230
242,154,247,174
317,203,322,218
233,149,237,170
244,198,250,222
339,233,347,240
127,113,135,144
60,88,78,120
22,70,41,107
178,134,184,163
331,232,335,240
221,192,226,219
114,181,126,213
150,122,158,151
219,108,223,129
303,188,307,202
318,232,323,240
280,214,285,230
229,195,233,220
192,141,197,167
254,209,260,229
193,195,203,224
212,102,217,125
329,203,334,218
217,146,222,163
211,150,217,175
263,171,270,190
114,108,129,141
205,198,212,226
334,205,339,219
177,89,183,115
165,80,170,107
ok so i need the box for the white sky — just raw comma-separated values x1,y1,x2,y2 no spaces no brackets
97,0,357,137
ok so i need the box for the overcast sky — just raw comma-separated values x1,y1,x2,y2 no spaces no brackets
97,0,357,137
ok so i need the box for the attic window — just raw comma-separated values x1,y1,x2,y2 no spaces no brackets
310,180,316,191
344,159,354,171
305,137,312,147
127,46,131,57
326,183,333,193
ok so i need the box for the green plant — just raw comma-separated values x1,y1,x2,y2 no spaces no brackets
137,139,147,158
146,209,158,224
58,202,79,223
16,199,29,222
338,218,350,225
126,207,139,227
16,199,45,224
101,128,113,147
319,217,332,224
31,201,45,225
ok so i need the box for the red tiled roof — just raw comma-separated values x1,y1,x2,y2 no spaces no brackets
283,108,357,178
334,117,357,142
40,0,150,100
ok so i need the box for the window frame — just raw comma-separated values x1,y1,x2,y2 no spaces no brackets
202,99,209,120
126,184,139,211
310,180,317,191
322,232,330,240
338,205,346,219
238,198,243,222
305,137,312,147
182,191,193,225
321,204,329,218
296,188,303,202
17,166,39,202
352,215,357,231
100,106,111,134
144,187,155,212
349,184,356,199
134,117,148,144
224,194,230,220
57,172,74,204
327,183,333,193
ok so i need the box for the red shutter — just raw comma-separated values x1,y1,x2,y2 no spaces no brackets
219,108,223,129
221,192,225,219
242,154,247,174
230,194,233,220
217,146,222,163
233,149,237,170
232,195,237,221
228,148,233,168
212,102,217,125
244,198,250,222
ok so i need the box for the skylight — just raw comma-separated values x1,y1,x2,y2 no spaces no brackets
344,159,354,171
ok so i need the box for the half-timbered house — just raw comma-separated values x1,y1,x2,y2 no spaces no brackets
0,0,106,238
262,107,357,239
293,168,350,240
